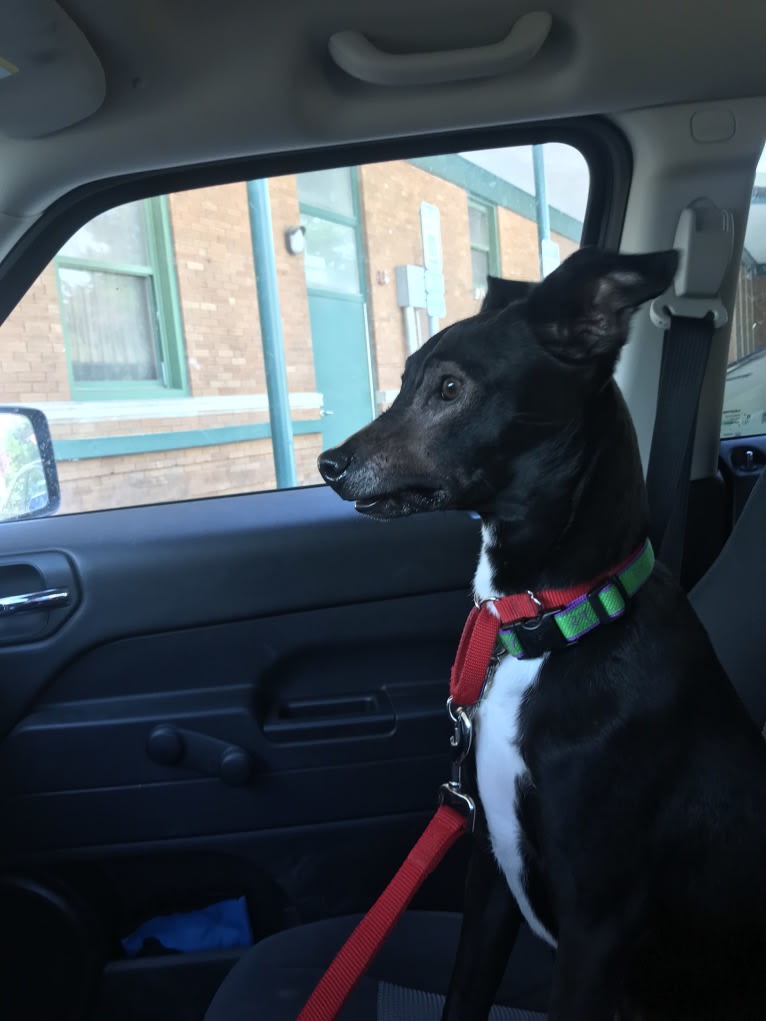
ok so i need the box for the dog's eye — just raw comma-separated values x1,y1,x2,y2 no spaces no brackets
440,377,463,401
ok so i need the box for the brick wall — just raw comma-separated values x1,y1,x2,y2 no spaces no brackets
1,264,69,403
170,184,265,396
56,433,322,514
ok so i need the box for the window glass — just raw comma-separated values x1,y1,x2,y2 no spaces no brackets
722,147,766,438
297,168,355,217
300,215,361,294
469,203,490,249
0,143,589,514
59,269,161,383
59,202,149,264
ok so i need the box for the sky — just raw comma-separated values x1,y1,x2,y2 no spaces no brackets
460,143,590,222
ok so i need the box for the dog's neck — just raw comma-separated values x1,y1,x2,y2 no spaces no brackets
474,382,648,601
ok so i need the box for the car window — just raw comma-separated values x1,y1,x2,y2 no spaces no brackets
722,145,766,439
0,144,589,514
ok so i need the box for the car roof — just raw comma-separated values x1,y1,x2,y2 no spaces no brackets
2,0,766,228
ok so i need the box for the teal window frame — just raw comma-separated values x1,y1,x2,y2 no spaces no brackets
55,196,188,401
468,196,500,293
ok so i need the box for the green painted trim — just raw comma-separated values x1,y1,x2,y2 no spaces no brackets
53,419,323,461
153,195,191,395
57,258,153,276
67,381,186,402
408,154,583,243
299,201,357,229
305,287,365,304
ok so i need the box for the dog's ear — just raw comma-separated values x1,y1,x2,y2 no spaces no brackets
480,275,534,313
526,248,679,368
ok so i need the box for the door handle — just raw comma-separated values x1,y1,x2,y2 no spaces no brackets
263,692,395,743
0,588,70,616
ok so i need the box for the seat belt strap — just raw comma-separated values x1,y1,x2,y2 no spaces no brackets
646,313,715,578
647,200,733,581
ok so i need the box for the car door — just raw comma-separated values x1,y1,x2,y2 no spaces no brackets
0,135,599,1020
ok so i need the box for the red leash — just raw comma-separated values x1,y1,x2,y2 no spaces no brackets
296,804,467,1021
297,544,649,1020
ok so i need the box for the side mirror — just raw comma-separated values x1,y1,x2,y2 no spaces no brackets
0,406,60,523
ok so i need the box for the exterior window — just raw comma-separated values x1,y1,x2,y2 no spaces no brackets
298,169,363,296
468,198,498,295
721,158,766,438
56,198,187,399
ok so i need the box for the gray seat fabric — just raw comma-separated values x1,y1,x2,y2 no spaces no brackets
205,911,553,1020
690,468,766,729
377,982,546,1021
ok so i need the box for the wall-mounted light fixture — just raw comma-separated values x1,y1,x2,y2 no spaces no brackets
285,225,306,255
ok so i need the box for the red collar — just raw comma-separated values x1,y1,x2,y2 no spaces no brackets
449,543,646,707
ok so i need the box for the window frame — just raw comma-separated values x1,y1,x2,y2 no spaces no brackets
0,119,622,516
467,196,500,295
54,195,188,401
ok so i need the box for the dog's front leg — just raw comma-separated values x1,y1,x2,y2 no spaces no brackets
441,833,522,1021
547,918,624,1021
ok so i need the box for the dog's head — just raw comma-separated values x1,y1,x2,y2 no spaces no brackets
317,248,678,523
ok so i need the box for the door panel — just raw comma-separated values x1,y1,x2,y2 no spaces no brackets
309,293,373,447
0,486,480,864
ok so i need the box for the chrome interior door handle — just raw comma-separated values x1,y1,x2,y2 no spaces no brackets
0,588,70,616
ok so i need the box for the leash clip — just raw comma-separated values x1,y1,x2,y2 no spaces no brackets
446,696,473,764
444,697,475,829
438,782,476,832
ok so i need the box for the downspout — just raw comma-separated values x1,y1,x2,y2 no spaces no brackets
246,179,297,489
532,144,551,277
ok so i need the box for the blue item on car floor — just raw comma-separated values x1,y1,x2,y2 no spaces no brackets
122,896,254,957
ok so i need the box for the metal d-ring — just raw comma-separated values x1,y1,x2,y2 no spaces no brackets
519,589,545,632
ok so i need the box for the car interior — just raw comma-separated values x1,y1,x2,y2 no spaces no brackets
1,1,766,1020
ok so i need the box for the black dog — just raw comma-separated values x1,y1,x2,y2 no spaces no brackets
317,249,766,1020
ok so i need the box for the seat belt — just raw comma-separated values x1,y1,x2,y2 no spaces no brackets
646,201,733,580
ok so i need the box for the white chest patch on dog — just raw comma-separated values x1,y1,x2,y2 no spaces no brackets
472,527,556,948
475,654,557,948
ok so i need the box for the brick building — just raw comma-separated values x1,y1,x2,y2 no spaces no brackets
0,152,582,513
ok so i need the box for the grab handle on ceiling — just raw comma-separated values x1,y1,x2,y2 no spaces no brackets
328,11,553,87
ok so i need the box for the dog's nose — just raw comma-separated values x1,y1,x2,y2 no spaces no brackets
317,448,351,484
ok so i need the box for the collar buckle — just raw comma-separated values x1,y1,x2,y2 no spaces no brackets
499,608,570,659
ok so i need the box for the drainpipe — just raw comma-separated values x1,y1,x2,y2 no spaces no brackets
246,179,297,489
532,144,551,277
